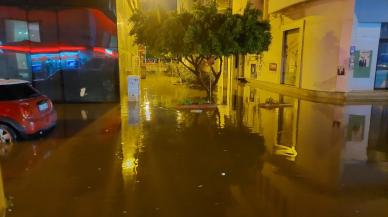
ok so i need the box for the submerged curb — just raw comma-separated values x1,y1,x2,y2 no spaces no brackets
176,104,218,110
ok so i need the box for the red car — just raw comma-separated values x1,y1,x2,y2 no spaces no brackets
0,79,57,145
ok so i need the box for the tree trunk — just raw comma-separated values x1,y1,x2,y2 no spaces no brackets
208,57,223,103
179,56,223,103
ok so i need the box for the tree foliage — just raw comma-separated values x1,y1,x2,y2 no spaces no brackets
130,2,271,99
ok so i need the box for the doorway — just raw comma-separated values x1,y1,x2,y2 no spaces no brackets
374,39,388,89
282,28,300,86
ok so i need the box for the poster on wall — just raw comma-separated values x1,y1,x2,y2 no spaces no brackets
269,63,277,72
347,115,365,142
349,46,356,70
353,50,373,78
337,65,345,76
350,46,356,55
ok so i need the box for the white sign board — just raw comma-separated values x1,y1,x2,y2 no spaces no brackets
127,75,140,102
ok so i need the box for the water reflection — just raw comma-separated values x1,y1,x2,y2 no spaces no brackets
0,73,387,217
1,103,122,217
121,102,142,184
118,73,388,217
0,167,6,216
369,105,388,165
130,107,265,217
220,84,388,217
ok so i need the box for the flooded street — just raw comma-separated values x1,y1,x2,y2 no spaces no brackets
1,73,388,217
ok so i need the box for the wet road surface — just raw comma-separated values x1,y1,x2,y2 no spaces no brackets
1,74,388,217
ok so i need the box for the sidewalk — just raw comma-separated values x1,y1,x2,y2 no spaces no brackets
247,79,388,105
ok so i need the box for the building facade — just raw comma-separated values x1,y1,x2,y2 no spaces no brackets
0,0,120,103
244,0,388,92
213,0,388,105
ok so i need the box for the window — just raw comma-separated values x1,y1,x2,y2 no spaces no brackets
28,22,41,42
5,20,40,42
5,20,29,42
381,23,388,39
109,36,118,48
235,55,239,68
375,40,388,89
251,64,257,79
0,83,40,101
375,23,388,89
377,43,388,70
16,53,28,70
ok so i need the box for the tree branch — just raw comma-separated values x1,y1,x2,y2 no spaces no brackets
179,58,197,74
187,55,195,65
195,55,205,66
210,66,218,78
180,57,210,95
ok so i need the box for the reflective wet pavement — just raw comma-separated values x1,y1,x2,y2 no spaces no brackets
1,73,388,217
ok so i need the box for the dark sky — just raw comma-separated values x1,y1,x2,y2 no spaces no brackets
141,0,177,10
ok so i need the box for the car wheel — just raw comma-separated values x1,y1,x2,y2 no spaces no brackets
0,125,16,156
0,124,16,143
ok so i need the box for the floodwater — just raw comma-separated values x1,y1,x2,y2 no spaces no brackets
1,74,388,217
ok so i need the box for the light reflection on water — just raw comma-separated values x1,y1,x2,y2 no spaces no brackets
121,74,388,217
0,73,386,217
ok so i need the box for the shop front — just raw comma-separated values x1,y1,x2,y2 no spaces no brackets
0,0,119,102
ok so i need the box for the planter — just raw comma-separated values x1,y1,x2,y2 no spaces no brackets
258,103,292,110
176,104,218,110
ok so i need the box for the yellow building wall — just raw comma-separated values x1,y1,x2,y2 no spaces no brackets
268,0,310,13
232,0,247,14
182,0,356,93
232,0,262,14
177,0,194,12
180,0,356,93
255,0,355,92
116,0,140,115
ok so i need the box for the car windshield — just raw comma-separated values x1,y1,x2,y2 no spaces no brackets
0,83,41,101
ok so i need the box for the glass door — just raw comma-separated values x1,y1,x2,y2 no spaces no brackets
282,29,299,86
374,39,388,89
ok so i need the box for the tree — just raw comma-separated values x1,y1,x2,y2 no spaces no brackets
130,2,271,100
